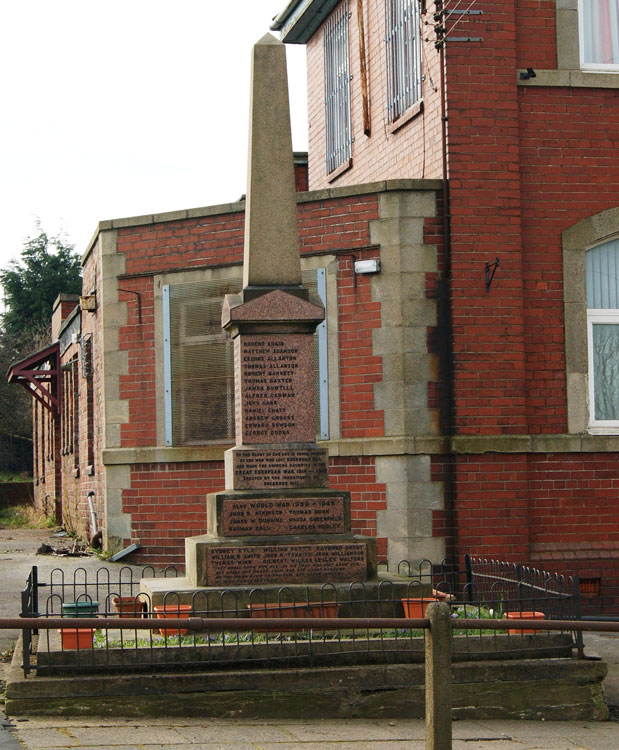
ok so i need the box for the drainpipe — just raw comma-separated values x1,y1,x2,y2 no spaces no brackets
436,0,458,561
87,491,98,538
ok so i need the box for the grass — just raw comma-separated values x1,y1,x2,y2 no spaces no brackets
0,472,32,483
0,504,56,529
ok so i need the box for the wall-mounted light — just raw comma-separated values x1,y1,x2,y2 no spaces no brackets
354,259,381,275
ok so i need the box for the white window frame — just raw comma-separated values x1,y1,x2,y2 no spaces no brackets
579,0,619,72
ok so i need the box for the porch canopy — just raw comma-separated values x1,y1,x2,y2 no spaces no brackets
7,342,60,416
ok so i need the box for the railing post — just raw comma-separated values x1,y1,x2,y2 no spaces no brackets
464,554,473,602
572,574,585,659
20,589,31,677
425,601,452,750
32,565,39,635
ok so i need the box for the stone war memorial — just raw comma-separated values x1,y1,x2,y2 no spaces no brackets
144,34,376,599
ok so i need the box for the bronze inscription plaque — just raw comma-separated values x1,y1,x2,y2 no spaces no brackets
236,335,315,444
229,448,328,490
220,496,346,536
205,543,367,585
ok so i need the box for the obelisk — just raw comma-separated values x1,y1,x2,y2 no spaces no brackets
184,35,376,587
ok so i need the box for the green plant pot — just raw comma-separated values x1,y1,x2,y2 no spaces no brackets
61,600,99,618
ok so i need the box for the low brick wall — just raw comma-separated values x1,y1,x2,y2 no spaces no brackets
0,482,33,509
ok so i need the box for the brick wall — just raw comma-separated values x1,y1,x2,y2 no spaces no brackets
454,452,619,611
125,462,225,567
306,0,444,191
328,456,387,559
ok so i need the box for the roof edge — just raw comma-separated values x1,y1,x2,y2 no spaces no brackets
271,0,340,44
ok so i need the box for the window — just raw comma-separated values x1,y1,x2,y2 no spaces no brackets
586,238,619,428
162,270,328,446
580,0,619,71
324,1,352,174
385,0,423,122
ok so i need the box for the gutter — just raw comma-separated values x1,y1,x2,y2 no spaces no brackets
271,0,340,44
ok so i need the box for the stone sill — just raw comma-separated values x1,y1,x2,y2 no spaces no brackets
102,433,619,466
387,100,424,134
518,69,619,88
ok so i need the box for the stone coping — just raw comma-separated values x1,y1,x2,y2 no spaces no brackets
83,179,442,261
102,433,619,467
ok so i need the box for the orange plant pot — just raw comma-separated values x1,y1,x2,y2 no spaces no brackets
59,628,95,650
248,602,338,632
153,604,192,635
505,610,545,635
400,597,442,618
113,596,146,618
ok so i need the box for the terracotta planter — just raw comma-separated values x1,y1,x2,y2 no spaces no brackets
505,610,545,635
59,628,95,650
112,596,146,618
248,601,338,632
400,597,442,618
153,604,192,635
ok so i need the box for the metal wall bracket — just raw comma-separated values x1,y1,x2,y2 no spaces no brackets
485,257,500,292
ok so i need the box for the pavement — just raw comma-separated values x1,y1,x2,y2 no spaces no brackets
2,716,619,750
0,527,618,749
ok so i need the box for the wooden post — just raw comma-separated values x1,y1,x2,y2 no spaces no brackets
425,601,452,750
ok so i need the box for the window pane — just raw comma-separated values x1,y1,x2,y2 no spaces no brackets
592,323,619,420
581,0,619,67
586,238,619,308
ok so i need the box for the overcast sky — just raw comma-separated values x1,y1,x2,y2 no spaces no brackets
0,1,307,269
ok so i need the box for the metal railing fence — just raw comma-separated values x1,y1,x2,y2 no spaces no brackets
15,556,586,677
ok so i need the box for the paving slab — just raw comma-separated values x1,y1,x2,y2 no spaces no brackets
6,718,618,750
174,725,298,743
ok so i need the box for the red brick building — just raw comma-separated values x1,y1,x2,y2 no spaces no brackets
11,0,619,611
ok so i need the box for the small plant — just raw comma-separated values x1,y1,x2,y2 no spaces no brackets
450,601,504,636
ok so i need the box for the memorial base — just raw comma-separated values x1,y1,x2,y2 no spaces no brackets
185,533,377,587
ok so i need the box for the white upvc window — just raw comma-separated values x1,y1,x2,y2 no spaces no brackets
579,0,619,71
586,238,619,430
